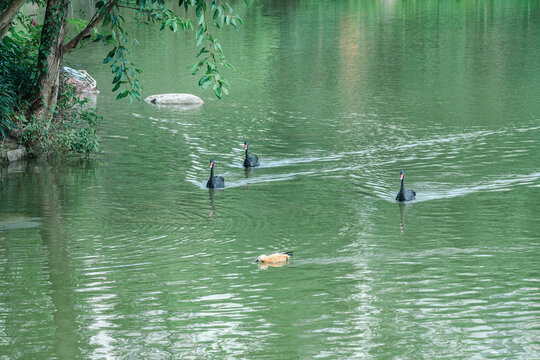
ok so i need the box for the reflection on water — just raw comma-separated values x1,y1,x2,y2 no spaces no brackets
257,262,289,270
398,203,406,234
2,0,540,358
144,102,203,111
0,215,40,231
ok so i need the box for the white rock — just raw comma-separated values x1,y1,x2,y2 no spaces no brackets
7,146,26,162
144,93,204,106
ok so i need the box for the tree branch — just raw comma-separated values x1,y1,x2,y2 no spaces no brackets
0,0,28,40
62,0,115,53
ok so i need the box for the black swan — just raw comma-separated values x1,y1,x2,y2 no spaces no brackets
395,170,416,202
206,159,225,188
243,141,259,168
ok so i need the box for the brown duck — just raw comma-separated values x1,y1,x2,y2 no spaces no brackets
256,252,293,264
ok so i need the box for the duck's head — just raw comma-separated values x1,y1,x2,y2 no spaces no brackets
256,254,267,263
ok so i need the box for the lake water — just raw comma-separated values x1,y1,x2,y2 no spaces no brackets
1,1,539,358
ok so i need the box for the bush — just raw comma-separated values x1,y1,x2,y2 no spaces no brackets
0,14,40,138
1,13,102,156
21,85,102,156
0,82,16,137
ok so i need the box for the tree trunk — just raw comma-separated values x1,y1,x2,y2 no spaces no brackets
0,0,27,41
26,0,70,121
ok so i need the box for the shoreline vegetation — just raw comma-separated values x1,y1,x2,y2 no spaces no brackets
0,10,103,162
0,54,102,163
0,0,247,163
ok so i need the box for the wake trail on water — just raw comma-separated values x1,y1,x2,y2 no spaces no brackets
411,171,540,202
182,124,538,199
372,171,540,203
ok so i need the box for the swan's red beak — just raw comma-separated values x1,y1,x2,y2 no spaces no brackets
244,143,247,150
210,161,214,168
400,173,404,180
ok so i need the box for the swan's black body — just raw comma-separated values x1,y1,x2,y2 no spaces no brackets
207,159,225,188
396,170,416,202
243,141,259,168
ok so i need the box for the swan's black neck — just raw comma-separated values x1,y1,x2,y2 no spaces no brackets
209,165,215,180
245,146,249,159
400,176,405,192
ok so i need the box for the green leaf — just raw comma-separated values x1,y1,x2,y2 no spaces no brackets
202,80,212,90
112,83,121,92
116,89,129,100
214,86,222,99
103,14,111,27
106,47,117,58
196,47,207,58
196,33,205,47
220,77,230,87
198,76,210,86
215,42,223,55
112,73,122,84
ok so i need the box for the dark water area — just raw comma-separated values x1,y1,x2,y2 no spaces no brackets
1,1,539,358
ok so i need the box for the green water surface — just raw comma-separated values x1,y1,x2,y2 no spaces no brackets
1,1,539,358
